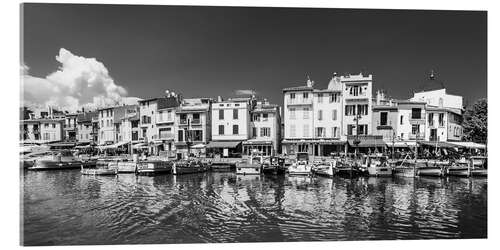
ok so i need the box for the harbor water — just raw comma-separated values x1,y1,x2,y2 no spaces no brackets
21,170,487,245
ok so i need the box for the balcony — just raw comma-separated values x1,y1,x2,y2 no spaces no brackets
159,133,175,140
287,98,313,106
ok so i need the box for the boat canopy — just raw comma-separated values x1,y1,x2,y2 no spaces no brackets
448,141,486,149
206,141,241,148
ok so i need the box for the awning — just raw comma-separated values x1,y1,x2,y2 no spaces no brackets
98,141,130,150
281,139,346,145
418,141,459,148
132,143,147,149
448,141,486,149
191,143,206,149
242,140,273,145
75,145,91,149
206,141,241,148
386,141,417,148
348,138,386,148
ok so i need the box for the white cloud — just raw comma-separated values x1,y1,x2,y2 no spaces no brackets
21,48,138,112
234,89,257,96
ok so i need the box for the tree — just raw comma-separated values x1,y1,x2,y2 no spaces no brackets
462,98,487,143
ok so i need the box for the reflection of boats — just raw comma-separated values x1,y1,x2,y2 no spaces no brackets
81,166,118,175
312,160,336,177
288,152,311,175
361,155,392,177
29,150,84,170
172,160,207,175
470,156,487,177
446,158,470,177
236,155,262,175
137,161,173,175
416,160,445,177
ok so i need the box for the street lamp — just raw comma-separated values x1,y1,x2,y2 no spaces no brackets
184,118,192,159
353,113,362,158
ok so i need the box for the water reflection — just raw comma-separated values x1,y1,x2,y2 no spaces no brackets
22,171,487,245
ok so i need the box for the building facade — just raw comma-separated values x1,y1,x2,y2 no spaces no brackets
243,100,281,156
76,111,98,143
175,98,212,158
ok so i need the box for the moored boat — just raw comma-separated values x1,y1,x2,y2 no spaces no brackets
115,161,139,173
29,150,84,170
470,156,487,177
313,160,336,178
361,155,392,177
81,166,118,175
236,155,262,175
416,160,445,177
288,152,311,175
172,160,207,175
137,161,173,175
446,158,470,177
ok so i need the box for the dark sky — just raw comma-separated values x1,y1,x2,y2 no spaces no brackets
22,4,487,107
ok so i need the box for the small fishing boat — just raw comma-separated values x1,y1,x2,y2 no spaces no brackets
390,154,417,178
416,160,446,177
20,150,51,169
236,155,262,175
172,160,207,175
210,162,234,172
115,161,139,173
29,150,84,170
137,161,173,175
446,158,471,177
336,159,362,177
81,166,118,175
361,155,392,177
312,160,337,178
288,153,311,175
470,156,487,177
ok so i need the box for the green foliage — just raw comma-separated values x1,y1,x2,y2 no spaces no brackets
462,98,487,143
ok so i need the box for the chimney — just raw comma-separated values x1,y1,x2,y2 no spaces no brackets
217,96,223,102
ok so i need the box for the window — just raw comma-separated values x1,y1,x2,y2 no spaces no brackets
358,124,368,135
439,113,445,126
330,93,339,103
303,124,310,137
411,108,422,119
317,93,323,103
252,114,260,122
290,125,296,137
428,113,434,126
332,110,337,120
262,113,268,121
412,124,420,135
252,127,257,138
298,144,308,153
178,130,184,141
380,112,388,126
232,125,239,135
290,93,296,100
192,113,200,124
101,120,104,128
219,110,224,120
357,104,368,115
289,108,296,119
260,127,271,137
318,110,323,120
315,127,325,137
350,86,361,96
332,127,339,138
303,92,309,99
233,109,238,119
218,125,224,135
192,130,203,141
345,105,356,116
400,115,404,125
167,110,172,120
347,125,355,135
303,108,309,119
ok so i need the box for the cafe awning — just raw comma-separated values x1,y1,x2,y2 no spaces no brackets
242,139,273,145
98,141,130,150
418,141,459,148
387,141,417,148
206,141,241,148
448,141,486,149
348,138,386,148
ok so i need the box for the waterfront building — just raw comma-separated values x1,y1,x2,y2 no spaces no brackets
209,96,254,157
155,93,181,157
64,113,78,141
97,105,137,146
282,74,347,157
76,111,98,143
410,72,464,142
341,73,374,138
175,97,213,158
243,99,281,156
20,118,65,143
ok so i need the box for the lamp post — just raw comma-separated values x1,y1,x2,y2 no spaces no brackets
353,113,362,158
184,118,192,159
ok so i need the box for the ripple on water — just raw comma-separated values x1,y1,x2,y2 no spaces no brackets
22,171,487,245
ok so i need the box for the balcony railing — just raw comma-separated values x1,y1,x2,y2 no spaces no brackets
287,98,313,105
159,133,175,140
409,134,425,140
